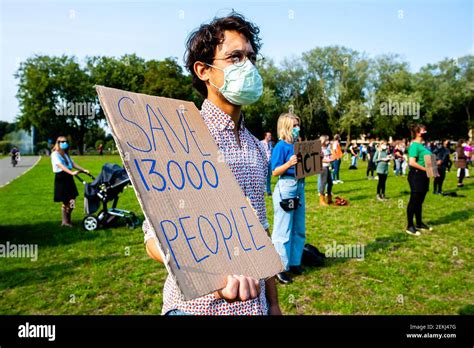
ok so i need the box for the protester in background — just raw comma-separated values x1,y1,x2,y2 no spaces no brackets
331,134,343,183
374,141,390,201
51,136,89,227
349,139,359,169
271,113,306,285
433,139,450,194
366,140,376,180
98,143,104,156
456,139,468,187
260,131,273,195
318,135,334,206
446,141,453,172
143,13,281,315
405,124,433,236
464,141,472,178
394,143,404,176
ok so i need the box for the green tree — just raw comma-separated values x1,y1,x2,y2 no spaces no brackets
15,55,98,154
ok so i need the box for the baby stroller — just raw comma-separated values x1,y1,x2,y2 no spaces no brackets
75,163,140,231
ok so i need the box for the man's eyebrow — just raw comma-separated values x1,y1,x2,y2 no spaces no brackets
223,48,256,55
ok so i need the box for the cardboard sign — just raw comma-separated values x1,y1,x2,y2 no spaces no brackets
96,86,283,300
294,140,322,179
424,154,439,178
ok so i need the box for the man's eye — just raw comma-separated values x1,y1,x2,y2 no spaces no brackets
230,53,243,62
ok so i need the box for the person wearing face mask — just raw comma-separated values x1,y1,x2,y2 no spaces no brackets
142,13,281,316
405,124,433,236
318,135,334,206
374,141,391,201
271,113,306,284
433,139,450,194
51,136,89,227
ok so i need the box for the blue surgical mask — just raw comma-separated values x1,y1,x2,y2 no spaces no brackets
60,142,69,150
292,126,300,142
206,59,263,106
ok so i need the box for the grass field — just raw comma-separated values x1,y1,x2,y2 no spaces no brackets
0,155,472,315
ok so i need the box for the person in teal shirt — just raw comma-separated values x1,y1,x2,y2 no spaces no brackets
374,141,391,201
406,124,433,236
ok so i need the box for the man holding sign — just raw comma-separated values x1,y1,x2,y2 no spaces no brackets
136,13,282,315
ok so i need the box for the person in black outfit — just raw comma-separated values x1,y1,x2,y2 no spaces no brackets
433,139,450,194
405,124,433,236
366,141,376,179
455,139,467,187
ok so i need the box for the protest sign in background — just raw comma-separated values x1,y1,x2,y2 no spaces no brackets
294,140,322,179
96,86,283,300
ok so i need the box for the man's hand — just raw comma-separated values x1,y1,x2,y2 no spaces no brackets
215,275,260,303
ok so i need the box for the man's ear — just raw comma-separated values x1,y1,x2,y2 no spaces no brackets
194,61,210,82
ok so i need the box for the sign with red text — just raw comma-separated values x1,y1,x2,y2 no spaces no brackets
96,86,283,300
294,140,322,179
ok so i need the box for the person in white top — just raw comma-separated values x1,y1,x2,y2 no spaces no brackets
51,136,89,227
260,131,273,195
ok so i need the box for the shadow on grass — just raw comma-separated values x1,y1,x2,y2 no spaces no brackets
348,194,371,201
0,221,101,247
0,254,122,291
308,232,409,270
428,209,473,225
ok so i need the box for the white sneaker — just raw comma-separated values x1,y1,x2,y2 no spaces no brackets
338,180,344,184
333,181,338,185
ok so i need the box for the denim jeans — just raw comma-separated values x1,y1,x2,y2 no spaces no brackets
266,162,272,194
332,158,341,181
271,176,306,271
351,155,358,167
395,159,401,176
165,309,192,315
318,167,333,195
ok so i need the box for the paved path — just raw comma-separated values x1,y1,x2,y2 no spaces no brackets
0,155,41,187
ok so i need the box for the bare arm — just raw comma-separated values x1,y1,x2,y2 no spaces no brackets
72,162,89,173
56,163,78,176
265,277,282,315
272,155,298,177
145,238,164,263
409,157,426,171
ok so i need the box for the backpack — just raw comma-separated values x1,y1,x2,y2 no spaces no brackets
302,243,326,267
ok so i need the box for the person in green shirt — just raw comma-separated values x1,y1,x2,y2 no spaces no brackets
406,124,433,236
374,141,391,201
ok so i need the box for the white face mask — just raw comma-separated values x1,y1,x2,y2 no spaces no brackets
381,144,387,150
206,59,263,105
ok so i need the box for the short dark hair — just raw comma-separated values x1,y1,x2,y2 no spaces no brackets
410,123,426,137
184,12,262,98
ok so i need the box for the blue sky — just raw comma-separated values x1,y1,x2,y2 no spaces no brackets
1,0,472,122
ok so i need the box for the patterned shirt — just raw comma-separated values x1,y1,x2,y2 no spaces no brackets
260,140,272,161
143,99,270,315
